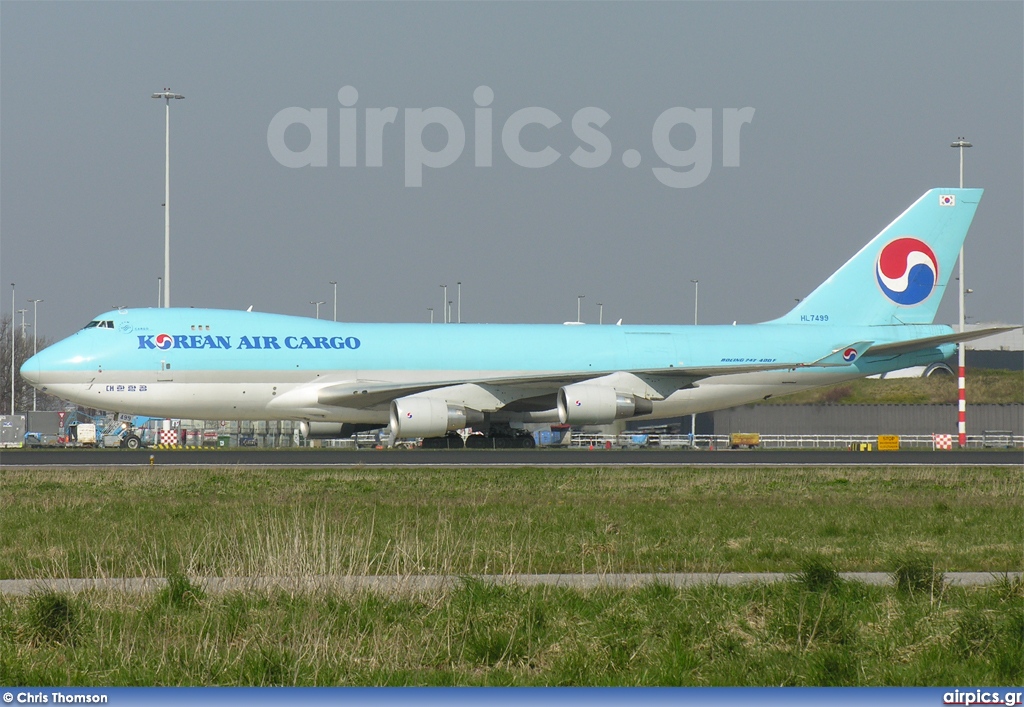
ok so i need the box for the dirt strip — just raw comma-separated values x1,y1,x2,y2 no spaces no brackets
0,572,1018,596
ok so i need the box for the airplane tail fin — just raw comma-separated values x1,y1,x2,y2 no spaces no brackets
770,188,983,326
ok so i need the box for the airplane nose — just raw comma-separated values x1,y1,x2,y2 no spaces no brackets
20,352,41,387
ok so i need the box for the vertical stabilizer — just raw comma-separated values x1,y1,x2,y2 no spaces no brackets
771,188,982,325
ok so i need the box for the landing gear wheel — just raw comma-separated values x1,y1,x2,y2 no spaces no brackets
465,435,488,449
464,433,536,449
420,433,465,449
517,435,536,449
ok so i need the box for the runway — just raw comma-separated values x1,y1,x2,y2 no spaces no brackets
2,447,1020,466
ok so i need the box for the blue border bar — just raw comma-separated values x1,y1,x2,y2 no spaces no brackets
1,687,1022,707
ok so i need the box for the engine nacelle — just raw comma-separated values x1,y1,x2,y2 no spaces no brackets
557,384,653,425
390,396,483,438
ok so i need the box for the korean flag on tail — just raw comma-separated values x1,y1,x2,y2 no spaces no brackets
939,194,956,206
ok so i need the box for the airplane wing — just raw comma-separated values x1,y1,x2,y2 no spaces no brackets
310,323,1017,413
271,324,1018,419
315,360,810,410
863,325,1020,358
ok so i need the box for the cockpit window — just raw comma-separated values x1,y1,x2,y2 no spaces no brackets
83,320,115,329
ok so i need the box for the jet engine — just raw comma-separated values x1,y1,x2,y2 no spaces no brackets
390,396,483,438
557,383,653,425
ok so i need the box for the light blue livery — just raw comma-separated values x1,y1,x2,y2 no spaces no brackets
21,188,1013,442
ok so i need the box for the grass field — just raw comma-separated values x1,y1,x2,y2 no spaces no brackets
0,465,1020,578
1,573,1021,686
0,464,1021,685
760,368,1023,405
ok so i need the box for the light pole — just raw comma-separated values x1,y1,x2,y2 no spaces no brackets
690,279,699,442
597,302,603,325
9,284,14,413
448,301,453,325
28,299,42,411
441,285,447,323
577,295,585,323
457,282,461,324
152,88,184,308
951,137,972,448
157,277,162,308
16,303,28,409
428,308,434,324
691,280,699,326
330,281,338,322
310,300,325,319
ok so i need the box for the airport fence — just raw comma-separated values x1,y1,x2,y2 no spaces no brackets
143,421,1024,450
565,432,1024,450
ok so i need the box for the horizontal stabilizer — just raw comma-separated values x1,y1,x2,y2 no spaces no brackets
863,325,1020,357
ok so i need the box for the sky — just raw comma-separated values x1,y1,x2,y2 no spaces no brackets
2,1,1022,340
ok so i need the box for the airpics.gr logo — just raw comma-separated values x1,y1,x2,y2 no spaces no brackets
267,85,756,188
875,237,939,307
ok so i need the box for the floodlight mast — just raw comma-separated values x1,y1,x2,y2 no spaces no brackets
152,89,184,308
691,280,699,442
950,137,972,448
29,299,42,411
9,283,14,414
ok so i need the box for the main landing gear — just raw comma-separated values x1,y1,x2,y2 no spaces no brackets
420,432,465,449
419,430,537,449
464,430,536,449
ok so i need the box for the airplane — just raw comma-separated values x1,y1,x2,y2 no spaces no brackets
21,187,1016,447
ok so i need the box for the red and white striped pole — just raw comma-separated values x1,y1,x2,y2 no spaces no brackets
958,360,966,447
952,138,972,448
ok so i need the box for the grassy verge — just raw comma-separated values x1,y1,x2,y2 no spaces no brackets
1,465,1020,686
760,368,1023,405
0,466,1020,578
1,573,1021,685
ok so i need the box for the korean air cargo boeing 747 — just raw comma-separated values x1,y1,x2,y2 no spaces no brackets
20,188,1014,443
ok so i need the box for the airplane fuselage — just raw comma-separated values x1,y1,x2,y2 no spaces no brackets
22,307,955,424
